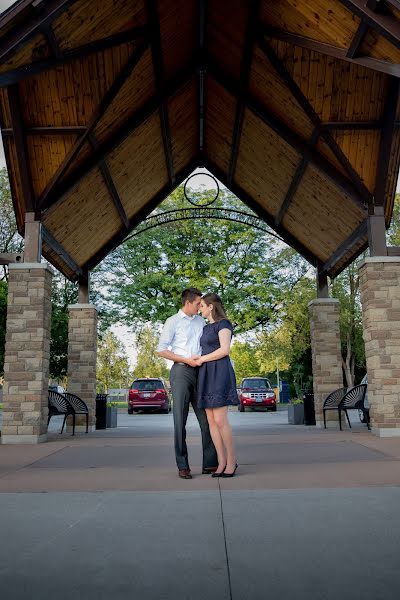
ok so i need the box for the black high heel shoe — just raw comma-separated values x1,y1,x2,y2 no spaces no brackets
220,463,238,478
211,465,226,478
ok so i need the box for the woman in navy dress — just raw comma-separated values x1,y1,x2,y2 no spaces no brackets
194,293,238,477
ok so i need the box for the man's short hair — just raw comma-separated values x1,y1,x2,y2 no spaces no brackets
181,287,202,306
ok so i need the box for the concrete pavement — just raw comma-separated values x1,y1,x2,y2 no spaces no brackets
1,410,400,599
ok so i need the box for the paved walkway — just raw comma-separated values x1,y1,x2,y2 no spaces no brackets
1,410,400,599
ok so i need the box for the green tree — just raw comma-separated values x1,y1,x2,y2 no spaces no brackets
97,330,131,392
133,325,169,379
95,187,287,332
0,168,23,281
49,272,78,381
230,340,262,382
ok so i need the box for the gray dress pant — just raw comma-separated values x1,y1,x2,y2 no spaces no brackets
170,363,217,471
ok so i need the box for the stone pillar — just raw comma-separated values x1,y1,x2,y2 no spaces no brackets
1,264,52,444
67,304,97,431
359,257,400,437
308,298,344,428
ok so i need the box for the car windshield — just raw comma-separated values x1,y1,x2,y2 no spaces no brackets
132,380,163,391
242,379,270,389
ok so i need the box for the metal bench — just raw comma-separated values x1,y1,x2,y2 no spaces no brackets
64,392,89,434
323,384,369,430
48,390,75,435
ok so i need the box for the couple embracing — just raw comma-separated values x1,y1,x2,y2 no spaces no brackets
157,288,238,479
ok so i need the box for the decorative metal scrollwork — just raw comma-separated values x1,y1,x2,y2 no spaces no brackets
124,207,283,243
183,172,220,207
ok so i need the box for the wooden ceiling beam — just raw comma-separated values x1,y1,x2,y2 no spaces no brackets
338,0,400,49
203,157,319,267
145,0,175,185
83,158,199,271
88,134,130,230
198,0,207,155
208,64,367,211
38,37,149,210
0,27,148,87
42,225,83,278
374,76,400,206
257,35,373,206
275,128,320,227
7,84,34,212
320,220,368,275
227,0,261,184
0,0,77,63
263,27,400,77
2,126,88,136
346,20,369,58
40,63,195,213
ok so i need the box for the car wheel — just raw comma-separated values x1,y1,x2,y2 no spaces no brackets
239,404,245,412
160,408,169,414
271,406,277,412
128,408,133,415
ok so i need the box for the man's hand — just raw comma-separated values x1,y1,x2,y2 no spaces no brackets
191,355,203,366
186,357,200,367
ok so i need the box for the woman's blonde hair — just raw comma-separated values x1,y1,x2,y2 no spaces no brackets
202,293,227,322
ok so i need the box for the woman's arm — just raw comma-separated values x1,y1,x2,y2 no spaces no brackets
195,328,232,364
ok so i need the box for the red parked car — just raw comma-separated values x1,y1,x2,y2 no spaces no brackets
128,378,171,414
238,377,277,412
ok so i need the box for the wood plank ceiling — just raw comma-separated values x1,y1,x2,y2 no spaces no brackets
1,0,400,280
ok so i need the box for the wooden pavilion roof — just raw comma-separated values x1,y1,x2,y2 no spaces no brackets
1,0,400,281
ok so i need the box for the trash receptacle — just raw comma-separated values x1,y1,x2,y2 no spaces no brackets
303,391,316,426
96,394,108,430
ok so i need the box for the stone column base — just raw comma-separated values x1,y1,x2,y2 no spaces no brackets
1,434,47,445
360,258,400,437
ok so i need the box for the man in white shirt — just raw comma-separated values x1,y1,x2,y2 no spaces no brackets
157,288,217,479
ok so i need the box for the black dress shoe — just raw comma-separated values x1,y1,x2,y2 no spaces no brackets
202,466,218,474
220,464,238,478
178,469,192,479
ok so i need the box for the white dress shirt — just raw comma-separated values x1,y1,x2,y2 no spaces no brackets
157,310,205,358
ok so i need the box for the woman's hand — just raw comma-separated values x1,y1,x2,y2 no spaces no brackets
192,355,203,366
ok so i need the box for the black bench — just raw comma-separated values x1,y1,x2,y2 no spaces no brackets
48,390,89,435
48,390,75,435
323,384,369,430
64,392,89,434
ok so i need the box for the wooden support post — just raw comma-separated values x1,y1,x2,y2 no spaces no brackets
24,212,42,263
368,206,387,257
78,270,90,304
316,265,329,298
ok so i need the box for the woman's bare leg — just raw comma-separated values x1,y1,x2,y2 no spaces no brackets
213,407,236,473
205,408,226,472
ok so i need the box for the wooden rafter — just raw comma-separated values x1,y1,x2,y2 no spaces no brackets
83,158,199,271
338,0,400,49
0,0,77,62
7,84,34,212
208,64,367,211
257,35,373,205
40,63,195,213
227,0,261,184
42,225,83,278
2,126,88,136
0,27,148,87
198,0,207,155
374,76,400,206
320,220,368,275
38,36,149,210
275,128,320,227
145,0,175,185
263,27,400,77
203,157,319,267
88,134,130,230
346,20,368,58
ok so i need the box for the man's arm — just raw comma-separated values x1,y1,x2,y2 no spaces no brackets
157,349,198,367
156,317,198,367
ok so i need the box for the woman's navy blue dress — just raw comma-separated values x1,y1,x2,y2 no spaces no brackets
197,319,238,409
